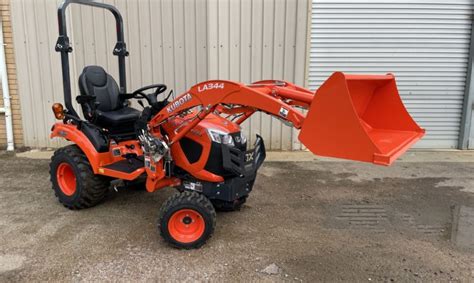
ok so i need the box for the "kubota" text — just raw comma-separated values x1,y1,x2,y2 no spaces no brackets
166,93,192,113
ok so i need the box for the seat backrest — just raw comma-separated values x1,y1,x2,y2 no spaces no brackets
78,66,124,114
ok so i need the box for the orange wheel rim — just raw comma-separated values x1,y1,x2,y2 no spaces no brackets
56,163,76,196
168,209,205,243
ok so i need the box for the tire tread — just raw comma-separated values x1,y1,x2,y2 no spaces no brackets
50,145,109,209
158,191,216,249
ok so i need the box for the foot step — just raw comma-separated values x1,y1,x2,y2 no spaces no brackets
104,156,144,173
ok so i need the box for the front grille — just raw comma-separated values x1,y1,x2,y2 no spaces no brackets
179,137,203,164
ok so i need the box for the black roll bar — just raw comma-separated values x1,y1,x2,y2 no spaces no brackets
56,0,129,118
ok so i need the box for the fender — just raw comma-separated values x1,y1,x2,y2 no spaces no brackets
50,123,111,174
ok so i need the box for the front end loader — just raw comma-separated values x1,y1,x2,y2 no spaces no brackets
49,0,424,249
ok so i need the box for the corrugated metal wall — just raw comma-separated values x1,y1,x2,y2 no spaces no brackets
309,0,474,148
11,0,310,149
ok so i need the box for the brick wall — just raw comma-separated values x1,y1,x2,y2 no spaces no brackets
0,0,22,149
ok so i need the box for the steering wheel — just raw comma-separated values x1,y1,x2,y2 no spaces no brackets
132,84,167,105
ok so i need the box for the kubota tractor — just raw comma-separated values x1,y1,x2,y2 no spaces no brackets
50,0,425,249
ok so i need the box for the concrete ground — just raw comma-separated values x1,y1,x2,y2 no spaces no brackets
1,150,473,281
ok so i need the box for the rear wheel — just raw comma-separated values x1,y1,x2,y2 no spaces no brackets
158,191,216,249
50,145,110,209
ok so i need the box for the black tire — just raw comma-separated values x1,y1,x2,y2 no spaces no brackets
158,191,216,249
211,176,255,211
50,145,110,209
211,196,247,212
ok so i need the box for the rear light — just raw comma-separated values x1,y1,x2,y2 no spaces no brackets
52,103,65,120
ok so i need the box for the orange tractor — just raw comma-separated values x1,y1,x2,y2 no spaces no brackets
50,0,425,249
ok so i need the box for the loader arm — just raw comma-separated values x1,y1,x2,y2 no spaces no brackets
150,72,425,166
149,80,310,143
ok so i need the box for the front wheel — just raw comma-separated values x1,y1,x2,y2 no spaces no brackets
211,176,255,211
158,191,216,249
211,196,247,212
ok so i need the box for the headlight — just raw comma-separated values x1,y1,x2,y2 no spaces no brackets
239,131,247,144
207,129,235,146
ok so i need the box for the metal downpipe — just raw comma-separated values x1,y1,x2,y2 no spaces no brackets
0,20,14,151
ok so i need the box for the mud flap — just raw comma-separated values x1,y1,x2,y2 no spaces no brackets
299,72,425,166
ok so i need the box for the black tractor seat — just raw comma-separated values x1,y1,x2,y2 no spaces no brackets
95,106,140,128
77,65,140,139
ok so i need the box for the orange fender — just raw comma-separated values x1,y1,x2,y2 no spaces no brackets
50,123,112,174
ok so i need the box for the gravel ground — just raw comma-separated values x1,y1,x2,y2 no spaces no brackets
0,152,473,282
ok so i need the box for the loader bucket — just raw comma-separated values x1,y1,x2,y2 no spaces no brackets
299,72,425,166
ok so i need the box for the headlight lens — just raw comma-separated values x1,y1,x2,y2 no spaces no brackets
239,131,247,144
207,129,235,146
221,134,234,146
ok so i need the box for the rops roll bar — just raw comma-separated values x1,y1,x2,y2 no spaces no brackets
55,0,129,117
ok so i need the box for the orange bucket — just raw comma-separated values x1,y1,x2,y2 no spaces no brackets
299,72,425,166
